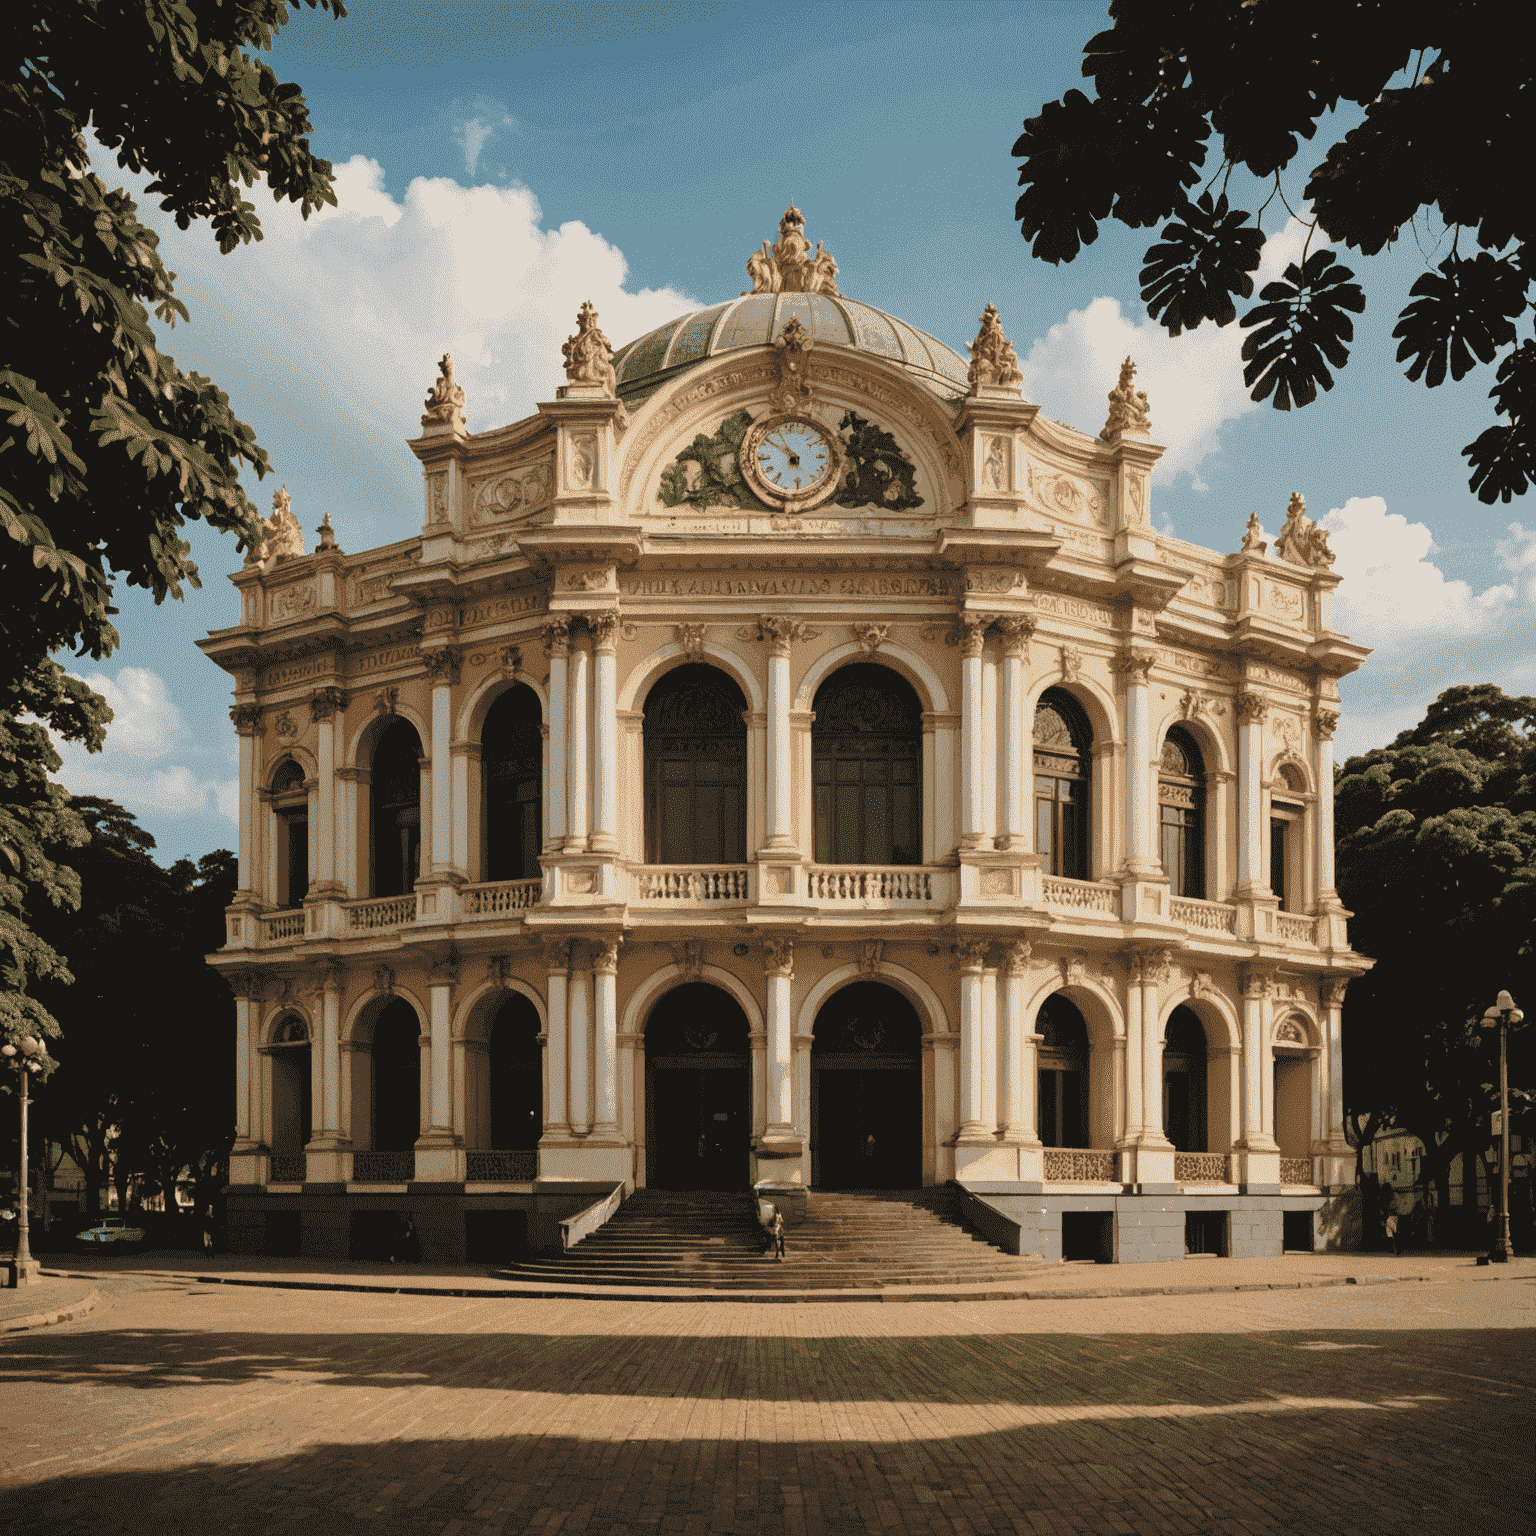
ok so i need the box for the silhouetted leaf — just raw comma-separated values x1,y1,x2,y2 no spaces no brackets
1240,250,1366,410
1395,253,1524,388
1139,192,1264,336
1465,342,1536,505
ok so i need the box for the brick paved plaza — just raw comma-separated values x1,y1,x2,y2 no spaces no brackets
1,1267,1531,1535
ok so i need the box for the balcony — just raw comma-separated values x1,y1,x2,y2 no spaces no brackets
1169,896,1238,935
262,909,307,943
465,1150,537,1182
461,879,542,919
351,1150,415,1183
631,865,751,905
1042,877,1119,918
806,865,936,905
1042,1148,1118,1182
345,894,418,932
1276,913,1318,946
1174,1152,1231,1184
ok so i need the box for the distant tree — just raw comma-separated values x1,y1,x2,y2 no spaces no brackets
1012,3,1533,503
1335,685,1536,1239
31,799,234,1216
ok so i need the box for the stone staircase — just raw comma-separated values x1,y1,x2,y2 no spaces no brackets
497,1187,1043,1292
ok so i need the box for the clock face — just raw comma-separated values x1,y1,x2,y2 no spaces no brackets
746,416,838,505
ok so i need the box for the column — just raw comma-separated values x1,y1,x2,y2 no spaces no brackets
760,617,800,851
1236,691,1267,892
1114,651,1157,873
1140,952,1169,1144
1122,952,1144,1144
591,938,620,1136
569,946,593,1134
426,952,457,1138
999,942,1032,1141
1314,707,1340,904
541,938,570,1137
230,707,263,893
319,962,343,1139
956,940,990,1138
981,654,999,845
309,686,346,891
423,652,458,875
995,619,1032,849
589,616,619,854
959,616,991,850
763,938,795,1137
567,630,590,851
1321,978,1348,1147
451,742,476,878
981,959,999,1134
543,620,570,849
1238,966,1276,1148
232,975,261,1150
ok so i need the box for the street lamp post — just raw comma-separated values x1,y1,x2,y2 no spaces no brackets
3,1034,48,1287
1479,991,1525,1266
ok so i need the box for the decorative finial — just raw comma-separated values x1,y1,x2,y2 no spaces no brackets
769,317,816,411
421,353,467,433
1239,511,1267,557
746,206,839,296
561,300,618,393
966,303,1023,393
1101,355,1151,439
1274,491,1335,569
316,509,339,552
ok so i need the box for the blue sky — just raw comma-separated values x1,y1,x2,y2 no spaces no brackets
57,0,1534,863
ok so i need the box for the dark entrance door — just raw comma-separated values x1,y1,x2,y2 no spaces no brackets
645,983,750,1190
811,981,922,1189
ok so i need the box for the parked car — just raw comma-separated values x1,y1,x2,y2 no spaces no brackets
76,1217,146,1249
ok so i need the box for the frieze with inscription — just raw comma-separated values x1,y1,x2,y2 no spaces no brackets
1031,593,1116,627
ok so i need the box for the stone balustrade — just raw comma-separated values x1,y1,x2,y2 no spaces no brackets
1280,1156,1316,1186
465,1150,538,1182
1169,896,1238,935
345,894,418,931
351,1150,415,1183
1042,1148,1118,1182
461,879,542,918
631,866,751,904
1277,913,1318,946
268,1153,307,1184
1042,877,1119,916
806,866,934,904
262,910,307,943
1174,1152,1230,1184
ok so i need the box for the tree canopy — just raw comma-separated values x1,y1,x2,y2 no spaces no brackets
1335,685,1535,1227
1013,2,1533,503
1,0,343,1054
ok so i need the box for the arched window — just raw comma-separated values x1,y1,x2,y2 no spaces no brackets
371,719,422,897
1158,727,1206,898
488,993,542,1151
1270,762,1306,910
371,999,420,1152
482,687,543,881
1162,1006,1208,1152
271,759,308,909
811,664,922,865
1036,994,1089,1148
643,664,747,864
1033,689,1091,880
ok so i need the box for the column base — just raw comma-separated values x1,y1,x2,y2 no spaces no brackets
1128,1142,1175,1186
954,1141,1029,1181
3,1259,43,1288
1233,1146,1281,1189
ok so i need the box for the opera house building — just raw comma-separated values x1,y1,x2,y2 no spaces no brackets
201,208,1370,1266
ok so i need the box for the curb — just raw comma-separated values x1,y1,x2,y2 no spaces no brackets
34,1268,1437,1306
0,1287,101,1333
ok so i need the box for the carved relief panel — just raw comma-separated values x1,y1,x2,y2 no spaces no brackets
469,460,555,525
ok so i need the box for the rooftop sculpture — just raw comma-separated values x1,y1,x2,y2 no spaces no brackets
746,206,840,296
421,353,466,433
966,303,1023,392
1101,356,1151,438
1273,491,1336,569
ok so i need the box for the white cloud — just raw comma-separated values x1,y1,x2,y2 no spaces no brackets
51,667,238,822
1015,218,1321,487
1320,499,1536,757
453,114,513,178
158,154,698,453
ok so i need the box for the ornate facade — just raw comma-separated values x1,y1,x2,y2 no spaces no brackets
202,210,1371,1263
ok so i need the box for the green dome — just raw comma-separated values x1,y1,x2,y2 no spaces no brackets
611,292,971,404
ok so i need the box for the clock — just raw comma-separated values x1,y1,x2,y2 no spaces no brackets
742,414,841,511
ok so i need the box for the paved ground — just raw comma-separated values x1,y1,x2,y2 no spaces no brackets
0,1276,98,1331
1,1264,1531,1535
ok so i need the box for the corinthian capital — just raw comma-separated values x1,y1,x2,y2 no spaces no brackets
1235,691,1268,723
1110,649,1156,684
957,613,994,658
993,615,1036,659
421,646,462,686
762,936,794,978
229,703,265,735
1314,708,1340,741
542,616,571,658
309,686,347,723
740,616,819,657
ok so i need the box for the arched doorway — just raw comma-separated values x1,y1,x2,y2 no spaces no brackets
482,686,543,881
269,1013,311,1160
371,998,421,1152
811,665,922,865
643,665,747,864
645,983,750,1189
1162,1005,1209,1151
811,981,922,1189
1033,689,1092,879
1036,993,1090,1147
488,992,542,1153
